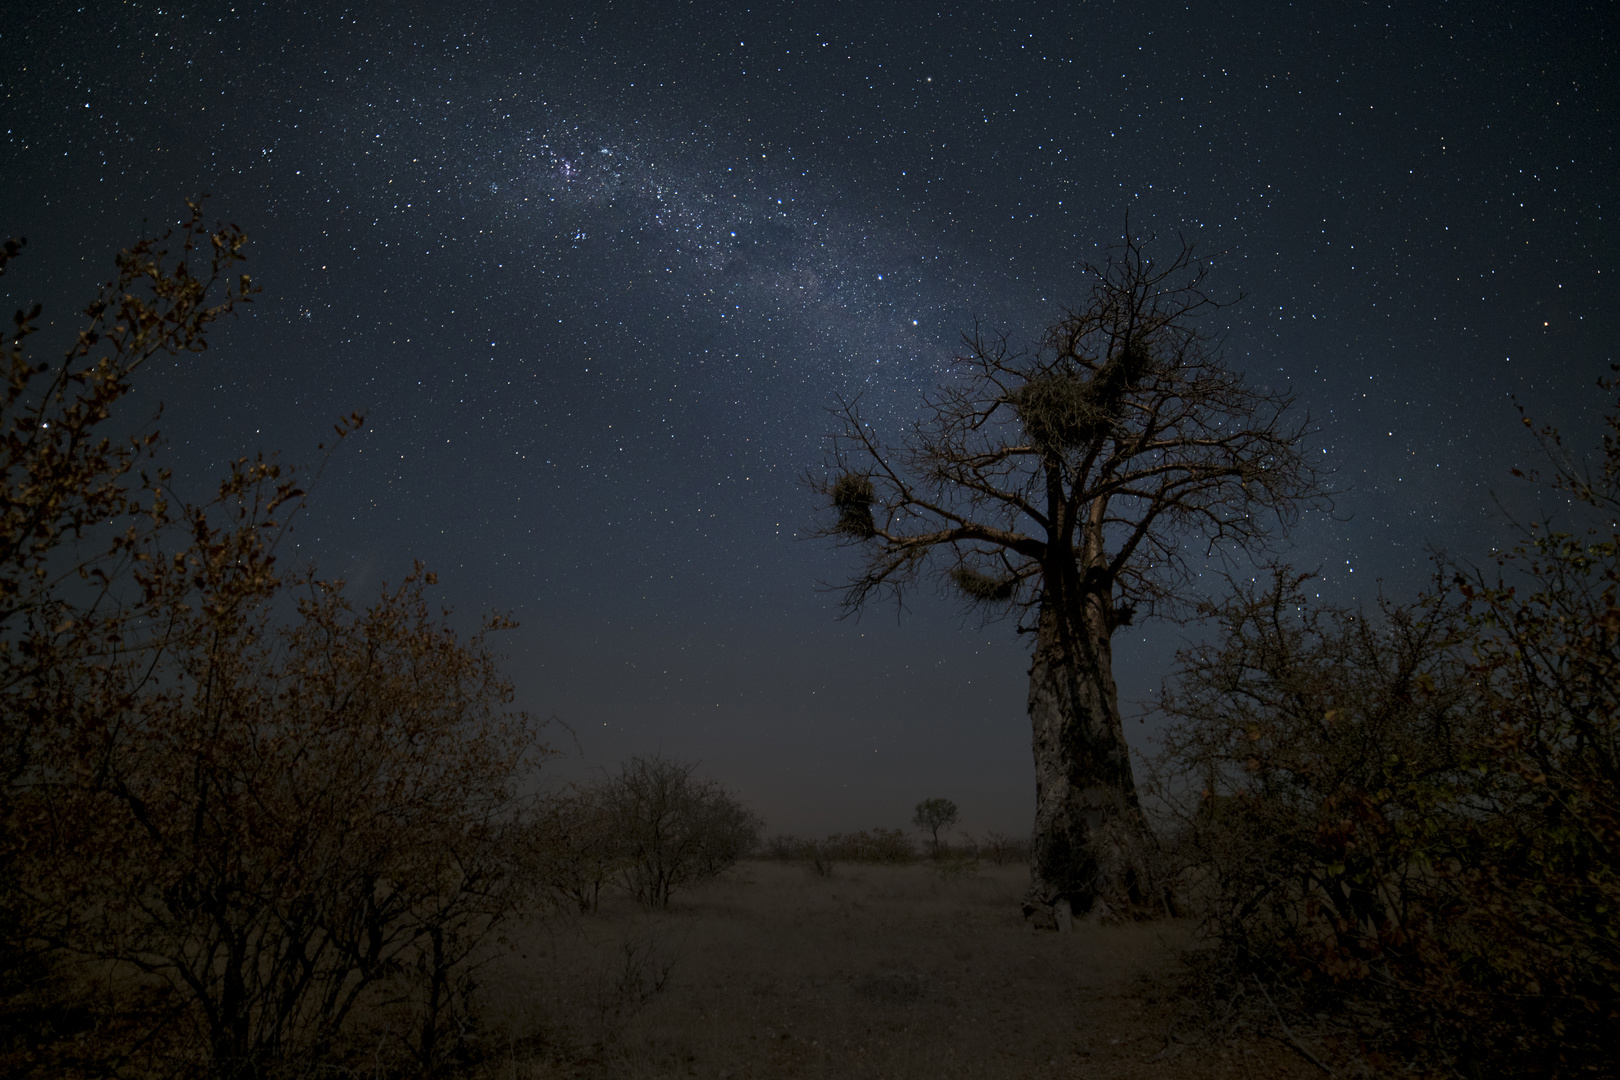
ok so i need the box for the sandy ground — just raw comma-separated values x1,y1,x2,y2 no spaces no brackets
474,861,1323,1079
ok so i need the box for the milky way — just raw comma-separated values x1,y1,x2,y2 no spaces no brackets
371,97,1006,401
3,1,1614,832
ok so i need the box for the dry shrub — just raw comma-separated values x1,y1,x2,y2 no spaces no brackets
980,831,1031,867
808,841,837,878
822,827,917,864
534,757,762,910
530,787,625,914
0,211,546,1079
1153,376,1620,1076
759,828,919,876
931,848,980,880
763,834,818,861
1152,569,1485,1067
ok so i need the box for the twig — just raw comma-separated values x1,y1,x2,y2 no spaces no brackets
1216,984,1244,1030
1252,975,1334,1077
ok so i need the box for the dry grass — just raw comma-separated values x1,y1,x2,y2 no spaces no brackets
466,861,1323,1079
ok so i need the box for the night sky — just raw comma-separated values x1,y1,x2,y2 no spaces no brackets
4,2,1615,836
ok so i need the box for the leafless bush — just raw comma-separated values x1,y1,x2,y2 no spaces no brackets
764,834,818,861
809,840,837,878
530,787,625,914
592,931,679,1034
762,834,838,876
591,757,762,909
980,832,1030,867
822,828,917,864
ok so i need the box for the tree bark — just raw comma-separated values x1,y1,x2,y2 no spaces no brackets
1021,578,1158,926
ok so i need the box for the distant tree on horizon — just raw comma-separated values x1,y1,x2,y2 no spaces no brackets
813,231,1323,926
912,797,959,854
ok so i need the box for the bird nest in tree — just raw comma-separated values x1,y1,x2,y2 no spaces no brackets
1012,346,1154,452
950,566,1018,603
831,472,876,538
1010,372,1116,451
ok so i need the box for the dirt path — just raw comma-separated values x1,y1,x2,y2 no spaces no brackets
486,862,1320,1079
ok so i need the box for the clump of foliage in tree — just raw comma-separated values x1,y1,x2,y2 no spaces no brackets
0,208,546,1079
1153,373,1620,1076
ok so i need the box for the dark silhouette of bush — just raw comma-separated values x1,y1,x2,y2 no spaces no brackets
530,786,624,914
764,834,818,861
589,756,762,909
762,828,919,870
0,209,545,1079
1153,371,1620,1076
823,828,918,864
980,831,1031,867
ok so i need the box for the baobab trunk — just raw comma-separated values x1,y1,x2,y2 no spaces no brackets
1021,586,1158,926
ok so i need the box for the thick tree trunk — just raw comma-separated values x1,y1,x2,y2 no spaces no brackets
1021,585,1159,927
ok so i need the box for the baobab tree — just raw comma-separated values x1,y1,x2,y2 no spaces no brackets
813,234,1322,925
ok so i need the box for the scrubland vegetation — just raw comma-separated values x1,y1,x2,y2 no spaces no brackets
469,860,1316,1080
0,213,761,1077
2,215,1615,1077
1143,385,1620,1077
764,823,1028,880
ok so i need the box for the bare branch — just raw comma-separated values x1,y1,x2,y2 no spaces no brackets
810,231,1326,619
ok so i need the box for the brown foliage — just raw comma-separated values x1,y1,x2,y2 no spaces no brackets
1440,370,1620,1074
1151,570,1488,1062
1,210,545,1078
1153,370,1620,1076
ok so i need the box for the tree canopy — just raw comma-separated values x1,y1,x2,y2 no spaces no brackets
816,232,1324,923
